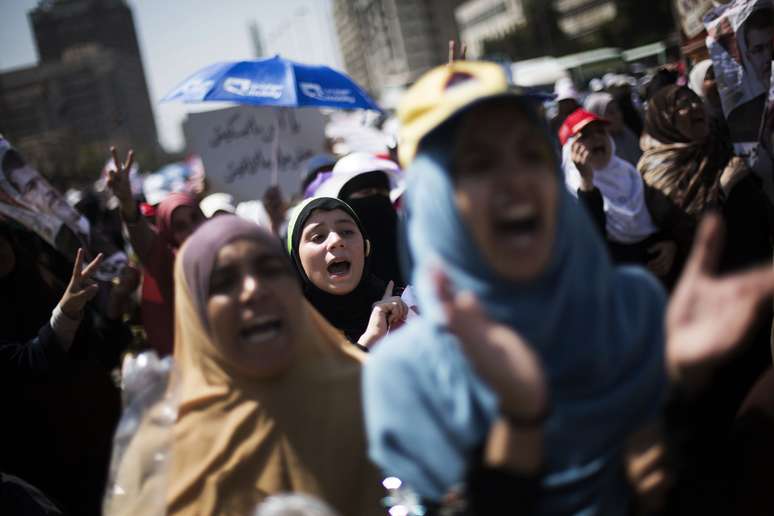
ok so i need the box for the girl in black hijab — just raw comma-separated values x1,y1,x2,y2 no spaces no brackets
286,197,408,349
316,153,406,287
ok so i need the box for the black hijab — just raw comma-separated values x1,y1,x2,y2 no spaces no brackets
287,197,387,345
339,171,405,287
0,221,67,342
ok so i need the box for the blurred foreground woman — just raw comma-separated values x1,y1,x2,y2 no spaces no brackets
106,216,382,516
363,61,774,515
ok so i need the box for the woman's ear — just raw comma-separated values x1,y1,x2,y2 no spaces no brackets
365,239,371,257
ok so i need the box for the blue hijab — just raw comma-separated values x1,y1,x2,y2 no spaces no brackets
363,96,667,514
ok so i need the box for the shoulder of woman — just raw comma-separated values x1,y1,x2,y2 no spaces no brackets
364,321,457,394
365,320,427,370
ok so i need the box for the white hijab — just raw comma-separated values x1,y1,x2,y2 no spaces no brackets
689,60,713,99
562,136,658,244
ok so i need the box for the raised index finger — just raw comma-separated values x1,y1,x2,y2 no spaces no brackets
382,280,394,300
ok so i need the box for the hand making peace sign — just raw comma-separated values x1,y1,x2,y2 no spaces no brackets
106,146,136,219
58,248,103,320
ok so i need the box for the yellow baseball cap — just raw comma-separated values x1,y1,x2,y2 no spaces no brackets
397,61,513,168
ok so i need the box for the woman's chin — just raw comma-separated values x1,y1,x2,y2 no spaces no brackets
320,280,357,296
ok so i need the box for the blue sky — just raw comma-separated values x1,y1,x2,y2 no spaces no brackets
0,0,342,152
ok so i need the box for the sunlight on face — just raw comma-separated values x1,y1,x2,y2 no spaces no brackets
298,208,366,295
674,90,709,142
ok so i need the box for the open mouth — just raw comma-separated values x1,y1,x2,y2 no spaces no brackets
327,258,351,278
239,316,283,345
493,203,541,247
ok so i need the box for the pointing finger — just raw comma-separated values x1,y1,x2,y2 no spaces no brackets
382,280,394,300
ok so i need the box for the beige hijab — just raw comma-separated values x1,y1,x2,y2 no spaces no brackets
107,216,383,516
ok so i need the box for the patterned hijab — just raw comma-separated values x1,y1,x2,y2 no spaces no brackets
639,85,732,216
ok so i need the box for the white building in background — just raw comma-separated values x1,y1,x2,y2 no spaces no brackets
455,0,526,59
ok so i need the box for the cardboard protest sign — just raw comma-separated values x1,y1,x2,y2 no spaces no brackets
184,106,327,203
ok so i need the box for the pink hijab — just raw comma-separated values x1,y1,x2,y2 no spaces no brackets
155,192,201,249
141,192,203,356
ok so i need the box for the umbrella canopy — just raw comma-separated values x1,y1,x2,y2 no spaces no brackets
162,55,381,111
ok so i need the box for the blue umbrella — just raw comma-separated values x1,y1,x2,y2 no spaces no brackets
162,55,381,111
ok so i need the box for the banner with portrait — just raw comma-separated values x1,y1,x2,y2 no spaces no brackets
704,0,774,196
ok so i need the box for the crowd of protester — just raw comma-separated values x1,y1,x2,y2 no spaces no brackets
3,40,774,516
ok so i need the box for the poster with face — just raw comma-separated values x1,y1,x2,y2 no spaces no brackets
0,139,127,280
704,0,774,197
705,0,774,144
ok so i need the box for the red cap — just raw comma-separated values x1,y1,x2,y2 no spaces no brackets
139,202,157,218
558,108,609,146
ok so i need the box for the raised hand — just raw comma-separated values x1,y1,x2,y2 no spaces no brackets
107,146,136,217
433,268,548,420
448,40,467,64
58,248,103,319
570,139,594,191
358,280,408,349
666,214,774,388
262,185,288,235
